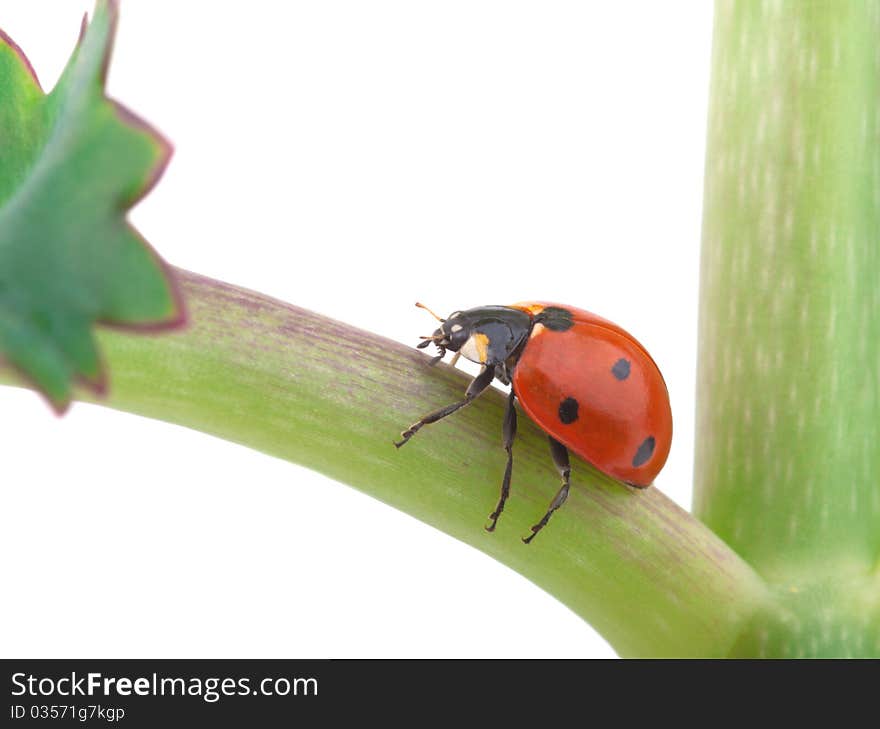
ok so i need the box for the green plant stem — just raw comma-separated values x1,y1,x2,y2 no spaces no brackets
697,1,880,573
1,269,768,656
695,1,880,655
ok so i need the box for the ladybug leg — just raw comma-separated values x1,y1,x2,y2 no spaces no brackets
394,365,495,448
486,390,517,532
429,350,462,368
523,437,571,544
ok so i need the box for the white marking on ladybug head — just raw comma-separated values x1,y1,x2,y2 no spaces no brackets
460,332,489,364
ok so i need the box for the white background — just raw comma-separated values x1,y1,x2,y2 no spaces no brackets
1,1,713,658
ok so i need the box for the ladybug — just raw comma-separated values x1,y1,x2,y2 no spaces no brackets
395,302,672,543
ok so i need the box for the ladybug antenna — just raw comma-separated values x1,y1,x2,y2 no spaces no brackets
415,301,445,323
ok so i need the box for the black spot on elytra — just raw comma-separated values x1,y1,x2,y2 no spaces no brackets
558,397,579,424
632,436,655,467
537,307,574,332
612,358,631,380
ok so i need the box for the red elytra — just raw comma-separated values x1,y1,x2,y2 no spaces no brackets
510,302,672,487
396,301,673,542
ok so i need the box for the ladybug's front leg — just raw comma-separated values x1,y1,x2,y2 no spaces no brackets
395,365,495,448
523,436,571,544
486,389,517,532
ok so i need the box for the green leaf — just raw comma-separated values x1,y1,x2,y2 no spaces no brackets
0,0,183,412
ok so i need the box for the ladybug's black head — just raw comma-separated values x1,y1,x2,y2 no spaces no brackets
416,308,469,358
416,305,532,366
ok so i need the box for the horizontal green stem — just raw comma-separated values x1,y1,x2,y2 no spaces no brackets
0,269,769,656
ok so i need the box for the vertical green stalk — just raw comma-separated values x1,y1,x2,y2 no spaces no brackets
696,1,880,655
